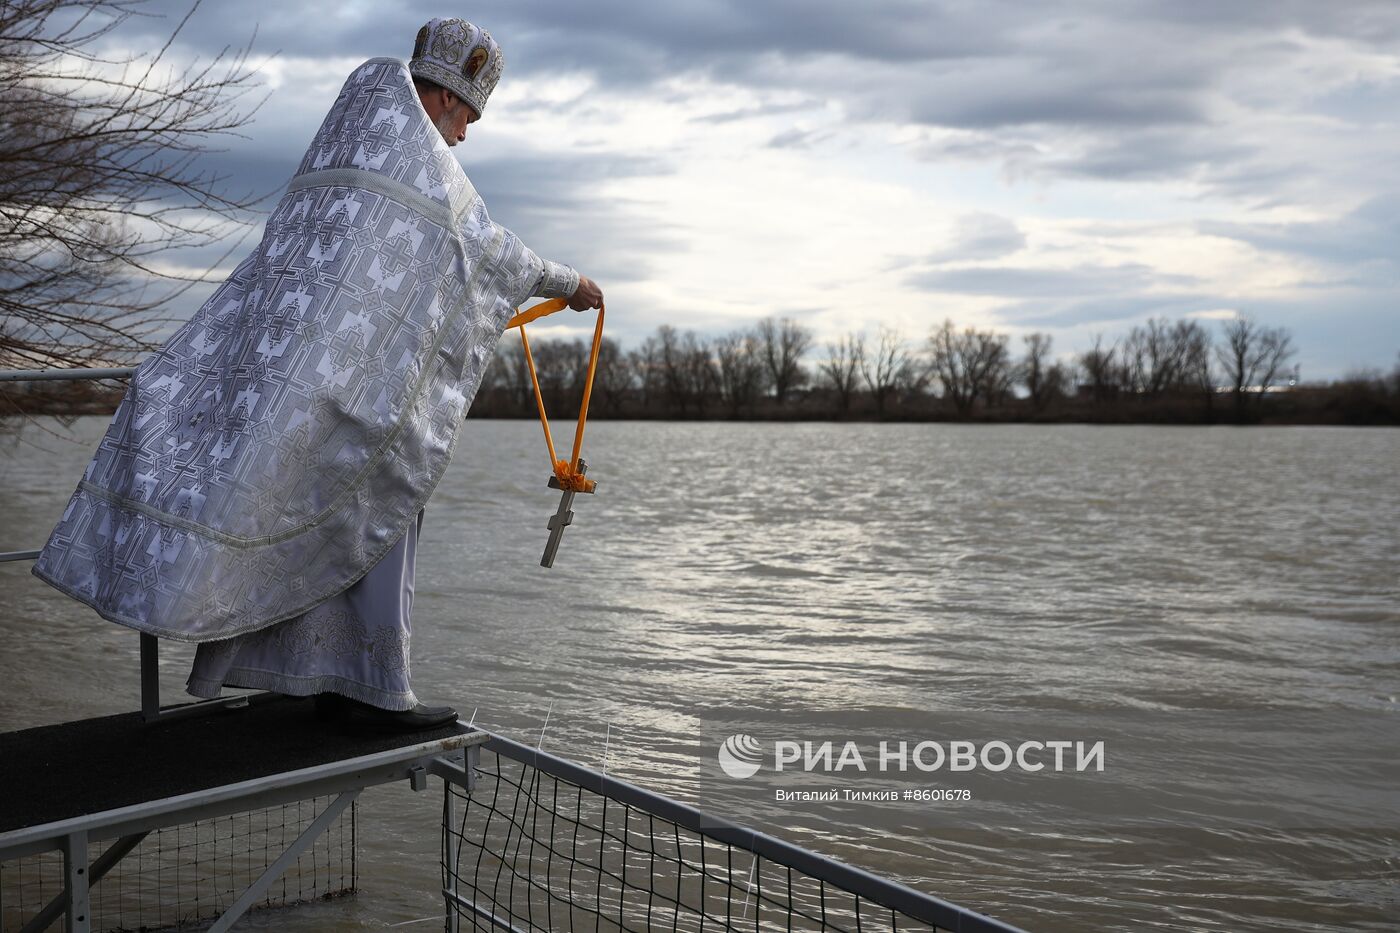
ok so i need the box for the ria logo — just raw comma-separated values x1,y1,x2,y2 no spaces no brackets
718,734,763,779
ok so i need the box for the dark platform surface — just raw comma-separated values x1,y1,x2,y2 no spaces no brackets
0,697,460,834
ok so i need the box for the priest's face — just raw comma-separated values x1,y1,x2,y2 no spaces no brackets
433,93,479,147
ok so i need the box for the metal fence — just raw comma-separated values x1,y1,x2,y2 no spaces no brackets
443,733,1027,933
0,796,356,932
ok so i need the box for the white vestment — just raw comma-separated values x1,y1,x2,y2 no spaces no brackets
33,59,578,706
188,511,424,709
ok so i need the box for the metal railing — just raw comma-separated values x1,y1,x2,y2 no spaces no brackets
1,794,358,932
0,722,482,933
443,730,1029,933
0,366,137,383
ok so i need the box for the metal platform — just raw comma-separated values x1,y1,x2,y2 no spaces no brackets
0,700,485,932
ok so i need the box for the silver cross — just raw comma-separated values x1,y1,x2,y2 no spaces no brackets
541,458,590,568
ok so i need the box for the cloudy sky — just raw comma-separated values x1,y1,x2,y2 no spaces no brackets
110,0,1400,379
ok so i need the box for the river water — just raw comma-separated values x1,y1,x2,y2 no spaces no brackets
1,418,1397,931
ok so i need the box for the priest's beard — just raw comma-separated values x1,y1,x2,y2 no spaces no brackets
434,109,458,146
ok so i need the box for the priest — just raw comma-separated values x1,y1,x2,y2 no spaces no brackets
32,18,602,731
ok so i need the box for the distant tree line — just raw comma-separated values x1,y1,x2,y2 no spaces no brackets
4,314,1397,426
470,315,1400,426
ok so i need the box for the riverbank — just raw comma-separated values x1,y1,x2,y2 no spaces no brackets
6,380,1398,425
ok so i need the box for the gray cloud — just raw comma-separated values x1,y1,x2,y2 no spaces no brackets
908,262,1193,298
691,101,816,124
1198,193,1400,277
1132,1,1400,46
915,134,1044,166
124,1,1400,196
907,260,1212,331
927,213,1027,264
1187,289,1400,380
1044,130,1260,184
464,153,679,286
766,127,830,149
193,139,671,289
991,294,1215,329
900,55,1215,132
125,0,1003,80
145,0,1400,86
55,1,1400,375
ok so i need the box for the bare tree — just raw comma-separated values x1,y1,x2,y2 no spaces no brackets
715,328,765,418
476,341,524,414
680,331,718,416
1181,320,1215,412
593,337,632,416
1120,318,1212,397
756,317,812,405
655,325,689,415
1077,335,1119,403
1019,333,1054,409
1216,315,1295,419
0,0,264,370
1120,322,1150,395
489,338,534,412
652,326,716,416
897,348,934,402
628,336,661,413
533,338,586,415
926,320,1010,417
1019,333,1073,411
1122,319,1175,395
818,332,863,413
858,327,908,415
1043,360,1074,405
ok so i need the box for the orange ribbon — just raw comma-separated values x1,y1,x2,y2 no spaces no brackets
506,298,604,493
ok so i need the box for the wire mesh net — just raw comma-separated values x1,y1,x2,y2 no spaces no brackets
442,747,954,933
0,794,355,932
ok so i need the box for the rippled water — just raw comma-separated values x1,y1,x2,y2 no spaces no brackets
2,418,1397,931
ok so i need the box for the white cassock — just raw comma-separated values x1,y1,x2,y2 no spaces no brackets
188,510,424,709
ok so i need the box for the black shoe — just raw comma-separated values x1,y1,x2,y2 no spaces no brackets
343,700,458,733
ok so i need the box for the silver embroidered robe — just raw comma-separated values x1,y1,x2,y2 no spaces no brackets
187,510,426,709
33,57,578,645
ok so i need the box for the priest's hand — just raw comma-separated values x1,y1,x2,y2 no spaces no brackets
569,275,603,311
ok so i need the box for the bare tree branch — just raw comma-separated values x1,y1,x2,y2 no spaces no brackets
1216,315,1295,420
715,328,766,418
858,326,907,415
818,332,863,413
756,317,812,405
0,0,265,370
1077,334,1118,403
926,320,1010,417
